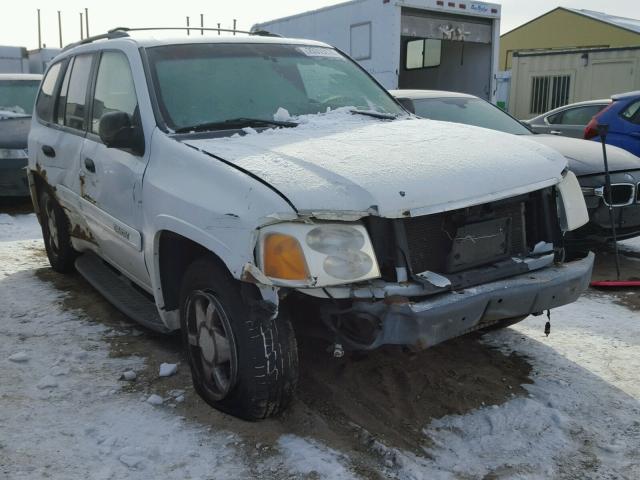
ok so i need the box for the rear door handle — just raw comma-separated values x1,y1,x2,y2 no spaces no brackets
42,145,56,157
550,130,563,135
84,157,96,173
630,132,640,139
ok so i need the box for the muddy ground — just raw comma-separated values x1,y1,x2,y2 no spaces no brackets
35,261,533,476
5,198,636,475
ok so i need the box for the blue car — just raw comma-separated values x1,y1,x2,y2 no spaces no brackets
585,91,640,158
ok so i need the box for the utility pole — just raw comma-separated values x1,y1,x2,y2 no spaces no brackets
80,12,84,40
217,23,221,35
58,11,63,48
233,19,237,35
37,9,42,48
85,8,89,37
186,16,190,35
200,14,204,35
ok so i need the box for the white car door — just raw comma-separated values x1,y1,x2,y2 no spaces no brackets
79,49,151,288
30,55,96,230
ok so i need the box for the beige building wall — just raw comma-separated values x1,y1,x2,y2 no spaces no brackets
500,8,640,70
509,47,640,119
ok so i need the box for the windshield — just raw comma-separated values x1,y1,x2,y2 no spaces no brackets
0,80,41,115
412,97,532,135
147,43,404,131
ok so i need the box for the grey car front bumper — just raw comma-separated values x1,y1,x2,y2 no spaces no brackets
0,157,29,197
347,253,594,350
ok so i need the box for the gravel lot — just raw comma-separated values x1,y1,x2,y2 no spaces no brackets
1,205,639,479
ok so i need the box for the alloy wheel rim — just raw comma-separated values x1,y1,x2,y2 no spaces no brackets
45,199,59,251
185,290,237,400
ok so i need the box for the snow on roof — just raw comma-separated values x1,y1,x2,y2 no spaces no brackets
568,8,640,35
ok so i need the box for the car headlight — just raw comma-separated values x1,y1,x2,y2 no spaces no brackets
0,148,28,159
557,171,589,232
258,222,380,287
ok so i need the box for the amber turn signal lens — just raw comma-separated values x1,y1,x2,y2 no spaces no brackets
263,233,309,281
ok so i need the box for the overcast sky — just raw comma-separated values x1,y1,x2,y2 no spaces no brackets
2,0,638,50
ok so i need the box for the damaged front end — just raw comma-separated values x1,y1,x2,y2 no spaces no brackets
246,175,594,352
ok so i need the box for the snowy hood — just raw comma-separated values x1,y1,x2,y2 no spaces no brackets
529,134,640,177
184,110,568,218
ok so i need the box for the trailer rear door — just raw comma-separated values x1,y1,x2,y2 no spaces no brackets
398,9,493,99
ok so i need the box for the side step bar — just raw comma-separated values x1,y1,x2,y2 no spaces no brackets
75,253,172,333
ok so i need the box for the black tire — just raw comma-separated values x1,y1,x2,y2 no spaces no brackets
179,256,298,420
39,189,78,273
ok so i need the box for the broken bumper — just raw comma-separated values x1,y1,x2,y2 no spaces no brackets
347,253,594,350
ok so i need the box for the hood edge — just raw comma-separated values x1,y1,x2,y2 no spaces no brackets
184,142,299,214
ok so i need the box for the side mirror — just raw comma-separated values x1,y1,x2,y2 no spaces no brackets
98,111,144,154
396,97,415,114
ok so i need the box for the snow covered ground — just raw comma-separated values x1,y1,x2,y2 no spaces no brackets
1,213,639,479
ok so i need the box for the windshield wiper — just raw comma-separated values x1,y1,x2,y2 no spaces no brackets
350,109,399,120
175,117,298,133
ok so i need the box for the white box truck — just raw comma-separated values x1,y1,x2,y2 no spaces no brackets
0,46,29,74
253,0,501,101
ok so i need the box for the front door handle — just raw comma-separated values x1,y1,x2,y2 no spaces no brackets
550,130,563,135
42,145,56,157
84,157,96,173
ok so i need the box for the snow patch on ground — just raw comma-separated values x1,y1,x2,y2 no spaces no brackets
8,351,29,362
159,362,178,377
0,240,250,479
407,295,640,479
619,236,640,253
0,213,41,242
276,434,357,480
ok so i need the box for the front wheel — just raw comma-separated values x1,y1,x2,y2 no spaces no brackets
179,256,298,420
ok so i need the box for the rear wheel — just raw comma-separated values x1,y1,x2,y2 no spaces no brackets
39,189,77,273
179,256,298,420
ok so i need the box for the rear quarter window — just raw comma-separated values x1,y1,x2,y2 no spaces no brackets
63,54,94,131
621,100,640,125
548,105,604,126
35,62,62,122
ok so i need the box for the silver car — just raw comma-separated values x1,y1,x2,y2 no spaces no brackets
0,73,42,197
523,99,609,138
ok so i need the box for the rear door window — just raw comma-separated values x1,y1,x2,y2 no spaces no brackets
63,54,94,131
56,59,72,125
553,105,604,125
621,100,640,125
35,62,62,122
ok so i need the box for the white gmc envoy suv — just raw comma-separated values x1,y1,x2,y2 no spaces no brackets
27,28,593,420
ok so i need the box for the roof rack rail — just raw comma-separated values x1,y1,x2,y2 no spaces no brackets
62,26,281,50
62,29,129,51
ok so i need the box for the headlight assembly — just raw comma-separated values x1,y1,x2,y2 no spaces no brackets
306,225,365,254
323,250,374,280
258,222,380,287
